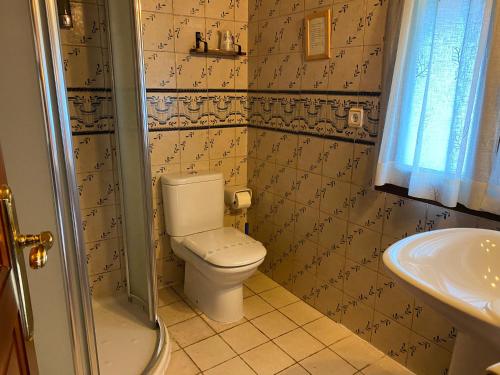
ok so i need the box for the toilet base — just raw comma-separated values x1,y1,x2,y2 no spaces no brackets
183,263,244,323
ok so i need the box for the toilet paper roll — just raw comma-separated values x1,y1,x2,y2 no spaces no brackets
234,191,251,209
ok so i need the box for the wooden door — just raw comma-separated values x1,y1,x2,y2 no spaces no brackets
0,147,35,375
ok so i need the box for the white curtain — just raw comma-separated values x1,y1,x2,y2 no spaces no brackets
375,0,500,214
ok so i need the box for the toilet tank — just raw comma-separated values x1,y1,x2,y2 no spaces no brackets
161,172,224,236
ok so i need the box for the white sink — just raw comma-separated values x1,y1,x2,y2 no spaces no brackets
383,228,500,375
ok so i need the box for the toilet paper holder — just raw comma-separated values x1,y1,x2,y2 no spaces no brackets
224,186,252,211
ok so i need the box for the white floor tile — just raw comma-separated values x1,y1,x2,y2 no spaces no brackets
203,357,255,375
200,313,247,333
330,335,385,370
259,286,300,308
166,350,199,375
241,341,295,375
158,287,181,307
243,285,256,298
245,272,280,293
243,295,275,319
169,316,216,347
251,311,298,339
159,300,197,327
300,348,357,375
220,322,269,354
273,328,325,361
277,364,309,375
303,317,352,345
184,335,236,371
362,357,416,375
279,301,323,326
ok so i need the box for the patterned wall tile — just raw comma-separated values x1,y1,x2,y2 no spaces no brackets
142,11,175,52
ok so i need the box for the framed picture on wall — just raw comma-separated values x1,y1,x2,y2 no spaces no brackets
304,8,331,60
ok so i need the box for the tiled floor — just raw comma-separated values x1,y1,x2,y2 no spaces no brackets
158,272,415,375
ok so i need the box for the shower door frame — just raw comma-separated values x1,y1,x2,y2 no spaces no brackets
28,0,99,373
28,0,161,373
105,0,158,325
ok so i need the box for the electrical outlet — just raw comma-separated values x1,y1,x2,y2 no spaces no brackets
348,107,364,128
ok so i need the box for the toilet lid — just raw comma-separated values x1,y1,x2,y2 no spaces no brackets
182,227,266,267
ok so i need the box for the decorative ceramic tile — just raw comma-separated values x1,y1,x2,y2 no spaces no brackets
144,51,177,88
147,93,179,129
406,332,452,375
206,18,235,51
341,295,374,340
205,0,235,20
383,196,427,239
142,11,175,52
141,0,173,13
63,45,105,88
374,274,414,329
360,45,383,92
176,53,207,89
349,184,385,232
85,237,122,275
343,259,378,307
89,269,127,297
172,0,205,17
60,2,103,47
331,0,365,48
177,93,211,127
372,313,412,365
329,46,363,91
68,92,113,132
364,0,388,45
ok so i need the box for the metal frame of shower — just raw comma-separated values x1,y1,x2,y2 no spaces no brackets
27,0,162,373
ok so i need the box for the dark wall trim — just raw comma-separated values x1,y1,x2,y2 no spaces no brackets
247,89,381,97
72,129,115,136
146,88,249,93
376,184,500,222
71,123,248,136
67,87,382,97
148,123,248,132
248,124,376,146
67,87,112,92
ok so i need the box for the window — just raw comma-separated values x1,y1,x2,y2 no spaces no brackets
375,0,500,214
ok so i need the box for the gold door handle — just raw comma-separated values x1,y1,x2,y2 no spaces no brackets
0,184,54,340
18,231,53,269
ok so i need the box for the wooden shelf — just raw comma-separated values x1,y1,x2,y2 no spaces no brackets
189,48,247,58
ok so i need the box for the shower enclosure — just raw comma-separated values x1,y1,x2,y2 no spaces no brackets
30,0,169,373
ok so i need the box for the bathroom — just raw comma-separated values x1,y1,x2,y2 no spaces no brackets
1,0,499,374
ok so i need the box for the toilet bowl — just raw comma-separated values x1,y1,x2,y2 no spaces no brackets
161,172,267,323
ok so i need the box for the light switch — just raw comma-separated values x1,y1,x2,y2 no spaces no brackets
348,107,364,128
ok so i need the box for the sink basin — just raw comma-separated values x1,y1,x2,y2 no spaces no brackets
384,228,500,375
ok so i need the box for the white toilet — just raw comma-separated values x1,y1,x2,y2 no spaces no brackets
161,172,267,323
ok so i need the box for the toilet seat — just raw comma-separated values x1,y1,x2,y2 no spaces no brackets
175,227,266,268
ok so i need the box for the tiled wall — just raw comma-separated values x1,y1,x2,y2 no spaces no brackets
61,0,127,297
61,0,251,295
141,0,250,288
245,1,500,375
60,1,500,373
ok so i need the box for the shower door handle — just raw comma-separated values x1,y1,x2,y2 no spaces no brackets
0,184,54,340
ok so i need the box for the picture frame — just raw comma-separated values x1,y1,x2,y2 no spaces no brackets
304,8,331,61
